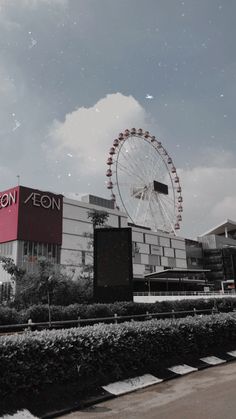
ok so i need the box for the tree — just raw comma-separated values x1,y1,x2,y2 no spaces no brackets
37,258,57,325
0,257,25,281
0,256,93,308
87,209,109,228
0,257,26,304
79,210,109,286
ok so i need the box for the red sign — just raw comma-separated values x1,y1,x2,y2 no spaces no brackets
0,186,19,242
0,186,63,245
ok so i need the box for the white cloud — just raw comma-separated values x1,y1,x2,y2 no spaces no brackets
212,196,236,219
49,95,236,240
0,68,15,99
0,65,18,134
0,0,68,27
179,166,236,238
198,147,235,168
24,0,68,6
49,92,148,175
0,0,67,8
0,166,16,190
0,63,19,103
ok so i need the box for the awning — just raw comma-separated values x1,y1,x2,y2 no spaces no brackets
135,277,206,284
144,268,210,281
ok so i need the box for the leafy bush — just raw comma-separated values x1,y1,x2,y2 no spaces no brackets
82,303,113,319
13,274,93,309
0,307,19,325
1,298,236,325
1,312,236,397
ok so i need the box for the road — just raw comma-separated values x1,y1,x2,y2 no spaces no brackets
61,361,236,419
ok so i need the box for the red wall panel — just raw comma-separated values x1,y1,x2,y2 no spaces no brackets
0,186,19,243
17,186,63,244
0,186,63,245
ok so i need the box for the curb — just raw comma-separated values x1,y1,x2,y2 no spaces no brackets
42,349,236,418
4,350,236,419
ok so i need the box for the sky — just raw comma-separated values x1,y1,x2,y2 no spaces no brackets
0,0,235,239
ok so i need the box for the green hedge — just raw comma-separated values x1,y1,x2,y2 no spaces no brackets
1,312,236,396
1,298,236,325
0,306,19,325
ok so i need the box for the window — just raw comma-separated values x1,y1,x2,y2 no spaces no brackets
145,264,156,273
0,242,13,256
21,241,60,264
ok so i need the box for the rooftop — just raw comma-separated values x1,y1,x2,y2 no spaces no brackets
199,219,236,237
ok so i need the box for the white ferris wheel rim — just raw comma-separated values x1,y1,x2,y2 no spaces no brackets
106,128,183,235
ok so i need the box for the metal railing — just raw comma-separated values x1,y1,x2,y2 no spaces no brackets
133,291,234,296
0,307,221,335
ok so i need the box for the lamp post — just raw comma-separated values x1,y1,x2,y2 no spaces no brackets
145,279,151,295
47,275,53,327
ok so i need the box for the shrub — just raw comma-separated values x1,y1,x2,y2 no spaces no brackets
82,303,114,319
1,298,236,326
0,306,19,325
1,312,236,397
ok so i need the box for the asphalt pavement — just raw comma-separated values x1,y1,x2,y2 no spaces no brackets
60,361,236,419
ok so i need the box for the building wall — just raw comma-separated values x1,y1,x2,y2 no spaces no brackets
134,294,236,303
185,239,203,269
61,197,187,280
199,234,236,250
198,233,236,289
61,197,128,278
215,235,236,249
131,226,187,278
198,235,217,249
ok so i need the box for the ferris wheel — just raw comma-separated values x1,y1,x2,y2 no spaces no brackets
106,128,183,235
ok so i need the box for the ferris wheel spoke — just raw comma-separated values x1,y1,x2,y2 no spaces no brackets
133,189,147,223
134,187,150,225
115,165,143,186
147,145,167,185
150,194,169,230
128,150,151,185
150,201,166,231
147,141,166,184
146,141,160,182
113,181,146,196
151,148,168,183
148,149,158,183
114,182,147,220
158,192,175,207
143,187,154,226
118,146,148,185
158,192,175,215
115,157,147,185
154,157,168,182
152,206,171,232
156,195,176,231
127,138,154,184
135,139,156,184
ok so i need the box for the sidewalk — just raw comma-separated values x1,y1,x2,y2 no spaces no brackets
60,361,236,419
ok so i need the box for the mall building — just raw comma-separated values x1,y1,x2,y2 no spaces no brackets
0,184,234,296
0,185,189,287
